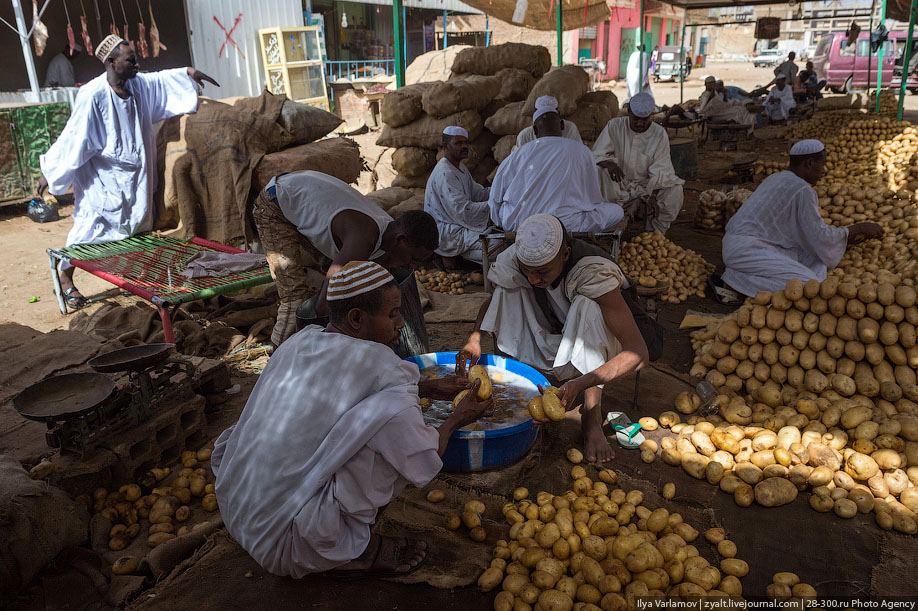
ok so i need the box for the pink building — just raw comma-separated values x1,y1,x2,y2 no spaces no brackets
570,0,686,80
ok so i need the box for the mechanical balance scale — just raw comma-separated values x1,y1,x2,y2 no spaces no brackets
13,344,195,456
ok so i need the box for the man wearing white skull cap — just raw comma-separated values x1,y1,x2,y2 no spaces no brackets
425,126,491,265
764,73,795,123
490,104,624,233
457,214,649,463
592,92,684,234
213,260,493,577
513,96,583,151
720,140,883,299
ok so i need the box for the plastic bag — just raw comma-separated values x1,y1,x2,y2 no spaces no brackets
27,198,60,223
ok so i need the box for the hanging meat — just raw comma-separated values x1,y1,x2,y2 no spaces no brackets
80,15,93,56
32,0,49,56
66,22,76,53
137,22,149,57
148,0,167,56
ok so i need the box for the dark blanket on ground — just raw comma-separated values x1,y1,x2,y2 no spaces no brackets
155,91,287,248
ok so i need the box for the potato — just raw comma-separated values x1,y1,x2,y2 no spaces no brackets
538,589,574,611
844,452,880,481
542,392,565,421
149,496,180,524
705,527,726,544
147,532,176,548
527,397,546,420
426,489,445,503
733,484,754,507
202,494,218,512
662,483,675,500
444,513,461,530
834,498,858,518
754,478,798,507
494,591,515,611
721,558,749,577
470,527,487,542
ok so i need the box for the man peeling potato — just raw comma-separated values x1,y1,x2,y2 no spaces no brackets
212,261,492,577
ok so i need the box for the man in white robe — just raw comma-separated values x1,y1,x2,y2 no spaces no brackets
514,120,582,152
592,92,684,234
626,45,652,101
773,51,799,86
457,215,649,464
722,140,883,297
424,126,490,265
38,35,218,309
212,261,493,577
764,74,796,123
699,76,757,134
489,98,624,232
254,171,439,345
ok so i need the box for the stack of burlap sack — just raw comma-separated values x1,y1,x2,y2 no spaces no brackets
370,43,619,216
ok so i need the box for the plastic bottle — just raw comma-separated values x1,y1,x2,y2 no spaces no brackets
695,380,720,415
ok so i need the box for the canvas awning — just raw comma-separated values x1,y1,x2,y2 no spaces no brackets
457,0,611,31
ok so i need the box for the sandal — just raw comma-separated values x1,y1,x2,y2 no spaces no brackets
331,534,428,579
63,287,90,310
707,274,743,306
605,412,646,449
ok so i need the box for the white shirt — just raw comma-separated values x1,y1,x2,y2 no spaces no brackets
765,84,796,121
591,117,683,194
489,136,623,232
514,121,582,152
424,158,490,258
272,171,393,261
41,69,199,246
44,53,75,87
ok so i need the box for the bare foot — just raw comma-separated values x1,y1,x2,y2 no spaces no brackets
582,416,615,463
333,534,428,574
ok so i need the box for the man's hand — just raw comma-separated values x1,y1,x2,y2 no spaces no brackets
847,222,884,244
599,160,624,183
187,67,220,88
647,193,660,219
451,380,494,427
455,334,482,378
419,375,469,400
36,174,48,197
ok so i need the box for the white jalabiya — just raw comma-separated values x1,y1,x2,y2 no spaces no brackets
513,121,582,152
41,69,198,247
424,158,490,262
481,244,623,380
625,51,652,100
699,91,756,133
212,326,441,576
721,171,849,297
489,137,624,232
272,171,392,260
764,84,796,122
591,117,684,234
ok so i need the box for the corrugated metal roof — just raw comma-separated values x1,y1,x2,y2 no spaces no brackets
184,0,304,99
356,0,482,13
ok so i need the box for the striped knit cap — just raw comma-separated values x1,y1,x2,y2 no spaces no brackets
326,261,395,301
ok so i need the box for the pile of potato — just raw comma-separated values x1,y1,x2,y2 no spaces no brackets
416,268,471,294
73,447,219,575
694,189,727,230
724,189,752,223
753,160,787,180
824,119,918,192
476,453,822,609
781,110,866,143
686,277,918,532
619,232,714,304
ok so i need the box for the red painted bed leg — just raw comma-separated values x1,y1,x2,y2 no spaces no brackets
159,305,175,343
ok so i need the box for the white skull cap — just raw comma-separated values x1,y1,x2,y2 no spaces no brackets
516,214,565,267
442,126,468,138
629,92,655,118
532,95,560,122
789,139,825,155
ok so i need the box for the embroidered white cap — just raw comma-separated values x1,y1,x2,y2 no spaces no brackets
516,214,565,267
532,96,560,122
326,261,395,301
95,35,127,62
628,92,655,118
442,126,468,138
790,139,825,155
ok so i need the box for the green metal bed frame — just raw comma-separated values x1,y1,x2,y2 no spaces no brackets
47,235,273,343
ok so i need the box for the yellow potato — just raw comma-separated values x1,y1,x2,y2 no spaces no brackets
426,489,445,503
452,389,469,409
527,396,545,420
542,392,565,421
468,365,492,400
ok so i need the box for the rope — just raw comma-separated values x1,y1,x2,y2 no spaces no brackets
134,0,144,25
118,0,129,25
62,0,71,24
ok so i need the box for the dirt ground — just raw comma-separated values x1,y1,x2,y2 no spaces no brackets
3,61,918,609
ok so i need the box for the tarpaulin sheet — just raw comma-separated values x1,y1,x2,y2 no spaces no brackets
459,0,611,31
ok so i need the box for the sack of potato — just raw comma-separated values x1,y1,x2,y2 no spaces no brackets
618,231,714,303
693,189,726,231
724,188,752,223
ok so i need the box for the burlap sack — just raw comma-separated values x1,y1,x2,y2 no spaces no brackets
472,156,498,186
387,194,426,218
252,138,363,189
365,187,415,211
372,148,397,190
522,65,591,116
381,82,436,127
0,456,89,599
421,75,502,118
579,90,620,116
393,147,438,178
483,101,531,136
377,110,482,149
276,99,342,144
451,43,551,78
496,68,537,101
393,172,432,190
480,98,512,121
493,134,516,163
564,102,614,142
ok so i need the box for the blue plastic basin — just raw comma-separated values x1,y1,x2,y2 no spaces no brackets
404,352,547,472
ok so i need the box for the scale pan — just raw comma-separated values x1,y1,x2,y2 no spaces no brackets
88,344,175,373
13,373,116,422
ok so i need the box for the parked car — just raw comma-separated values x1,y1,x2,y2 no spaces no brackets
652,46,683,82
752,49,783,68
811,31,918,94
